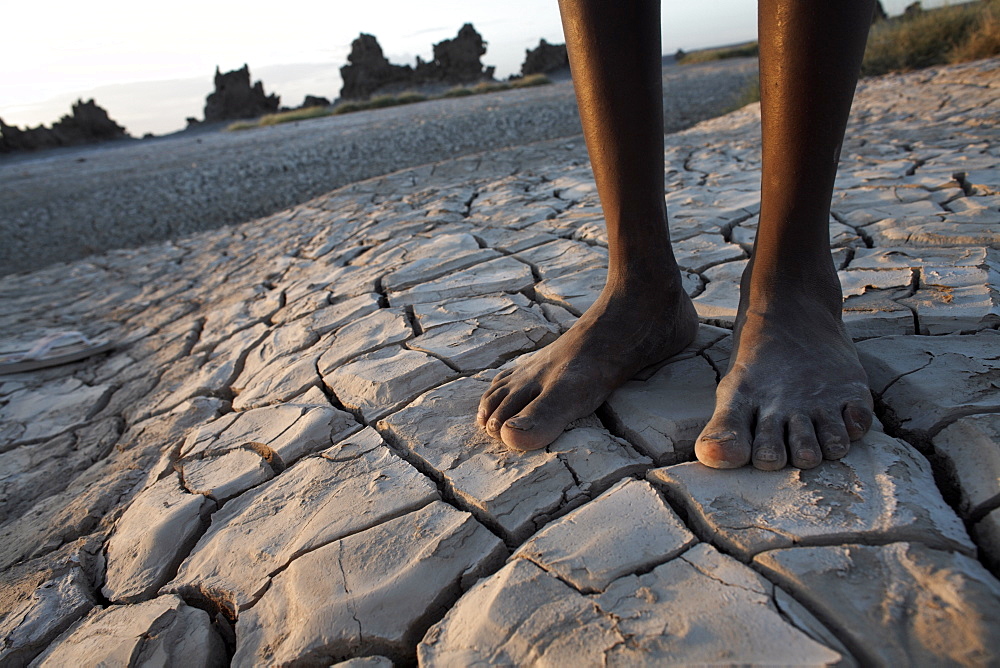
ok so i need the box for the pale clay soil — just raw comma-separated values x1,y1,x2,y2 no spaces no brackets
0,57,999,666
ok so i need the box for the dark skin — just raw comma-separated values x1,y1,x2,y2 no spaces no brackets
478,0,876,469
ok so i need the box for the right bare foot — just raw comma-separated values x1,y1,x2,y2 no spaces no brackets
477,280,699,451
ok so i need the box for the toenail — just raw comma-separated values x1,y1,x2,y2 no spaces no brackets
504,417,532,431
477,409,487,421
704,431,738,443
487,418,501,432
756,450,778,462
796,449,819,463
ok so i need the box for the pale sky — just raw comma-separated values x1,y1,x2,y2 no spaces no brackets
2,0,927,137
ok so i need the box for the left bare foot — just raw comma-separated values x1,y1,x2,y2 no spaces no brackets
695,261,874,470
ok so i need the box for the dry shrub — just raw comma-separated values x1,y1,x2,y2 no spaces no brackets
948,0,1000,62
863,0,999,75
679,42,759,65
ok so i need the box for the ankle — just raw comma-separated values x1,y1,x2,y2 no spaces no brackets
742,258,844,317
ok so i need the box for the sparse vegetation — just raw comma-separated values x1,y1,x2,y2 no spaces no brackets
862,0,1000,75
260,106,334,125
723,74,761,112
227,74,553,131
678,42,759,65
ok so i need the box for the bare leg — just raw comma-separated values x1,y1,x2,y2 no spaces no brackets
477,0,698,450
695,0,877,470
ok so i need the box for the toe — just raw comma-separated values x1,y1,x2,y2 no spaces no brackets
696,406,753,469
788,414,822,469
477,385,509,427
491,367,515,384
843,400,874,441
500,389,586,451
815,410,851,460
751,415,787,471
485,387,536,439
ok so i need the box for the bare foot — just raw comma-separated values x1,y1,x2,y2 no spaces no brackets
478,281,699,451
695,261,874,470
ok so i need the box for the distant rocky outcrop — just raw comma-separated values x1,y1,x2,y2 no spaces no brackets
339,24,495,100
0,99,128,153
415,23,494,84
301,95,331,108
203,65,280,122
520,39,569,76
339,34,414,100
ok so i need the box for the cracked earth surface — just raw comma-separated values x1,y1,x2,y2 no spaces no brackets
1,58,999,667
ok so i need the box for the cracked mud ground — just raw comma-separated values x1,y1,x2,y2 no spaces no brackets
2,58,999,667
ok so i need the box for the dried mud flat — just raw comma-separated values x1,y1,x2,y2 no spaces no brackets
1,57,999,667
0,59,757,277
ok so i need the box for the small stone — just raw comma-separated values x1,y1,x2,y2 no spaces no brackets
603,355,718,465
232,501,505,667
513,479,696,593
754,542,1000,667
102,472,214,604
30,595,226,668
322,345,457,422
648,429,974,560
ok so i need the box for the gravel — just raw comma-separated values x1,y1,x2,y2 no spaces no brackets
0,59,757,276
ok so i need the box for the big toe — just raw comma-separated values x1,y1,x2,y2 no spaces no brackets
843,400,874,441
499,392,582,451
696,409,753,469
